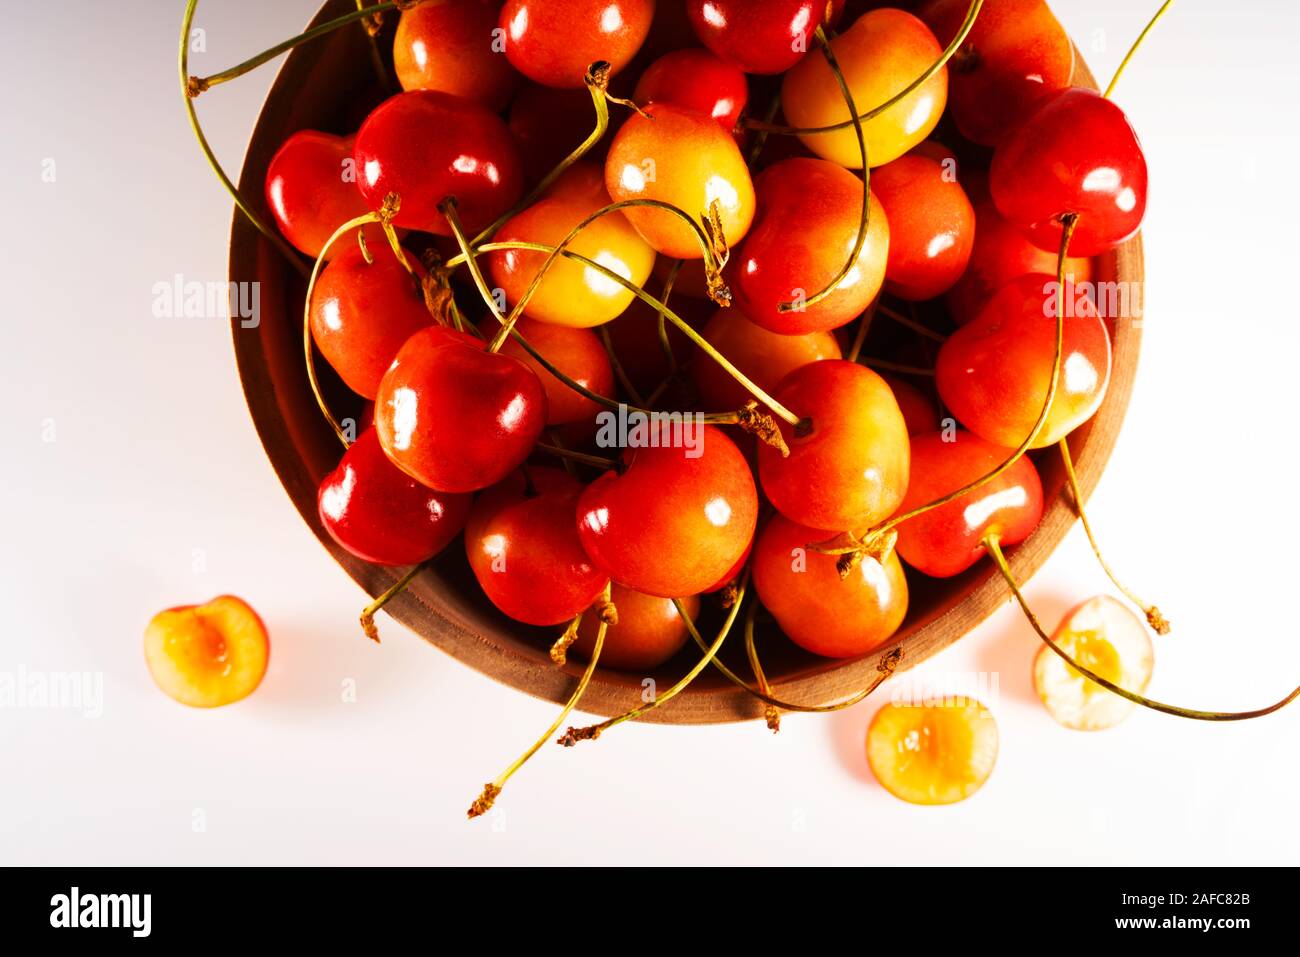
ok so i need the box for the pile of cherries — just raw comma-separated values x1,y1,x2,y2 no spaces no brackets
263,0,1145,678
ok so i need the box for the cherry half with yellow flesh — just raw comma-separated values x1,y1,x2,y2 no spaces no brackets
374,326,547,493
867,700,998,805
144,596,269,709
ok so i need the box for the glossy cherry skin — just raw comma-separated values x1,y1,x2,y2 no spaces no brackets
990,87,1148,257
265,131,386,259
487,164,657,328
569,585,701,671
309,245,431,399
936,274,1112,450
686,0,844,75
500,0,655,88
871,150,974,301
353,91,524,235
732,157,888,334
783,8,947,169
394,0,518,109
374,326,547,492
633,48,749,133
947,198,1094,327
692,307,841,411
466,468,609,626
917,0,1073,146
753,513,908,658
893,430,1044,578
605,102,756,259
758,360,910,532
479,315,615,425
577,425,758,598
318,428,471,566
881,374,940,436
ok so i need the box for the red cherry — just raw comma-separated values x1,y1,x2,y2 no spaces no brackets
353,91,524,235
732,157,889,334
576,425,758,598
308,245,432,399
757,360,910,533
394,0,518,110
990,87,1148,257
500,0,655,88
935,274,1112,449
633,48,750,133
374,326,547,492
686,0,845,75
601,292,710,396
466,468,609,626
508,83,608,187
946,198,1094,327
917,0,1074,146
479,316,615,425
318,428,471,566
569,585,701,671
893,431,1044,578
752,513,908,658
871,149,975,301
265,130,387,259
880,374,940,436
691,307,841,411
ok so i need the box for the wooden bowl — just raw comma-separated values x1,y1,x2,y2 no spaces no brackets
229,2,1142,723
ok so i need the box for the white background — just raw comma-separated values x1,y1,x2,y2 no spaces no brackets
1,1,1296,866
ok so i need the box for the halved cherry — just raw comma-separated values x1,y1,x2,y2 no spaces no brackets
867,700,998,804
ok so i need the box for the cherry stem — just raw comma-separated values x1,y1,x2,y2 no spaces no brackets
678,596,903,714
742,602,782,731
359,561,425,643
744,0,984,136
984,536,1299,722
469,583,612,818
535,442,618,471
656,259,684,373
879,304,945,342
549,613,584,666
187,1,400,92
860,358,933,377
355,0,396,96
1059,437,1171,635
845,298,879,364
559,573,750,744
598,325,647,406
825,214,1078,560
179,0,308,276
778,26,870,314
1104,0,1178,100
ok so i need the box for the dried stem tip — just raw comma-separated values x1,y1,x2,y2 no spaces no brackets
737,403,790,457
359,612,381,644
764,705,782,733
556,725,601,747
1147,606,1172,636
185,75,209,98
467,783,501,820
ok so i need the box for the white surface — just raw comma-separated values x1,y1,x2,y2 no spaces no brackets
1,1,1296,866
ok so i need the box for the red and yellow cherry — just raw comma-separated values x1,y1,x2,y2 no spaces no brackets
1034,596,1154,731
374,326,547,492
936,274,1112,449
732,157,889,334
394,0,518,110
633,48,749,133
466,468,609,626
508,83,606,187
686,0,845,75
990,87,1148,257
881,374,939,436
144,596,269,708
782,8,947,169
757,360,910,533
354,90,523,235
265,130,389,259
917,0,1074,146
867,700,998,804
871,149,974,301
479,315,615,424
487,164,657,327
605,102,756,259
500,0,655,88
691,307,841,411
569,585,701,670
308,244,432,399
753,513,908,658
318,428,472,566
892,430,1044,578
946,198,1094,327
577,425,758,598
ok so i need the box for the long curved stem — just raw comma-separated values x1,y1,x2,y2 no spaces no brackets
1104,0,1178,100
359,561,425,643
985,537,1298,722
